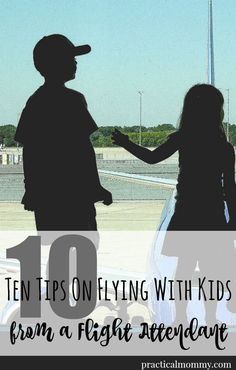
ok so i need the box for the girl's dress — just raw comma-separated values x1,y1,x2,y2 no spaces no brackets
161,131,233,257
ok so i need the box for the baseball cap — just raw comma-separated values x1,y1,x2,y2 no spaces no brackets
33,34,91,72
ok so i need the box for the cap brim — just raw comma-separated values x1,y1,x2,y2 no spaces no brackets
74,44,91,55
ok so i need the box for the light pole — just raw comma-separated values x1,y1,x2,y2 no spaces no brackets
208,0,215,86
138,91,143,146
226,88,230,142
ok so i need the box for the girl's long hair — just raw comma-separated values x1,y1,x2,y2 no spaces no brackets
178,84,226,143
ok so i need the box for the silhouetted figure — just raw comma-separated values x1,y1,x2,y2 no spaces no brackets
112,84,236,325
15,34,112,231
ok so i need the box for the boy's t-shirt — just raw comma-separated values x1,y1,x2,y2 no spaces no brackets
15,85,102,210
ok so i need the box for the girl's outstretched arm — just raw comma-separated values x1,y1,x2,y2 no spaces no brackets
112,129,179,164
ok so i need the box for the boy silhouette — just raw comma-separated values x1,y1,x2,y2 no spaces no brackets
15,34,112,230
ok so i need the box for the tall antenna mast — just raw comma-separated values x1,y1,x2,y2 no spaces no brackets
208,0,215,85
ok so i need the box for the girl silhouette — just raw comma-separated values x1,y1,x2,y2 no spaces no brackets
112,84,236,325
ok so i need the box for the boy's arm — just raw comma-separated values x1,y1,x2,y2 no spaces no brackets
14,106,28,144
15,99,38,210
94,186,113,205
79,95,113,206
86,140,113,206
80,94,98,135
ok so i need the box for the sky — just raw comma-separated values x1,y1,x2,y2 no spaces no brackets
0,0,236,127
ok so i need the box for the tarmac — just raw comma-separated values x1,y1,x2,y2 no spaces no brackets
0,200,164,231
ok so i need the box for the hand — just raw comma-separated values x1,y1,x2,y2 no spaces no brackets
112,129,129,147
101,188,113,206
